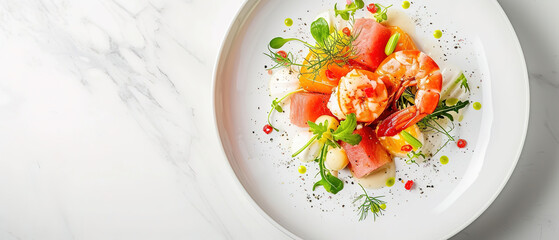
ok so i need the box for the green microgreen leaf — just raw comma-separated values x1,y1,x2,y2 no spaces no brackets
355,184,386,221
272,99,283,113
373,4,392,23
266,89,304,132
405,150,425,165
455,73,470,93
334,0,365,21
269,37,297,49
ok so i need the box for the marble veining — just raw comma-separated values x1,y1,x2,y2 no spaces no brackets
0,0,557,239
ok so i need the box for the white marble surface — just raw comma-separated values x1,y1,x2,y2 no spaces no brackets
0,0,556,239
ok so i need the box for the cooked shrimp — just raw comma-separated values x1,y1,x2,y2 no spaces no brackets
327,69,389,122
374,50,442,137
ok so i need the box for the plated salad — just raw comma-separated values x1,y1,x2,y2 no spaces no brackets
263,0,479,221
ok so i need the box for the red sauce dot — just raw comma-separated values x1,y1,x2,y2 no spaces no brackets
277,50,287,58
404,180,414,190
263,124,273,134
325,69,336,80
401,144,412,152
366,3,378,14
342,27,351,36
457,139,467,148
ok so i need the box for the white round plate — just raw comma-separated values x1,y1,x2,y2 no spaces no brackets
213,0,529,239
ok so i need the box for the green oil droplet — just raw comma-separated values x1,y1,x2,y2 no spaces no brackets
284,18,293,27
386,177,395,187
298,165,306,174
473,102,482,110
434,30,443,39
402,1,411,9
380,203,387,210
446,98,458,106
440,155,449,165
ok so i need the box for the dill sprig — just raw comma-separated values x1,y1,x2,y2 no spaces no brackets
405,150,425,165
263,48,304,70
354,184,386,221
300,30,359,80
267,89,304,131
265,17,360,83
418,117,455,141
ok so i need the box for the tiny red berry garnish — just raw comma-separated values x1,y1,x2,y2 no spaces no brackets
401,144,413,152
404,180,414,190
367,3,378,14
263,124,273,134
325,69,336,80
277,50,287,59
342,27,351,36
364,87,375,98
457,139,467,148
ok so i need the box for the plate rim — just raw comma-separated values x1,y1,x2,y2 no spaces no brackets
211,0,300,238
211,0,530,239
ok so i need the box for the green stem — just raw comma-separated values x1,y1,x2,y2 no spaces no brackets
292,135,319,158
268,89,305,132
318,144,336,186
267,109,278,131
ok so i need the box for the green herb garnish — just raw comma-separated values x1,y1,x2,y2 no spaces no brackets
334,0,365,21
439,72,471,100
264,48,300,70
355,184,386,221
293,113,361,157
405,150,425,165
265,19,357,80
331,113,362,145
426,99,470,121
455,73,470,93
267,89,304,131
292,114,361,194
372,4,392,23
310,17,330,44
396,88,415,110
269,37,311,49
313,144,344,194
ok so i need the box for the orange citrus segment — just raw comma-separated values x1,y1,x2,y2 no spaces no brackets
388,26,417,52
378,124,423,157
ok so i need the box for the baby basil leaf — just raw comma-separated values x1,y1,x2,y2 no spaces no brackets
355,0,365,8
310,17,330,44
